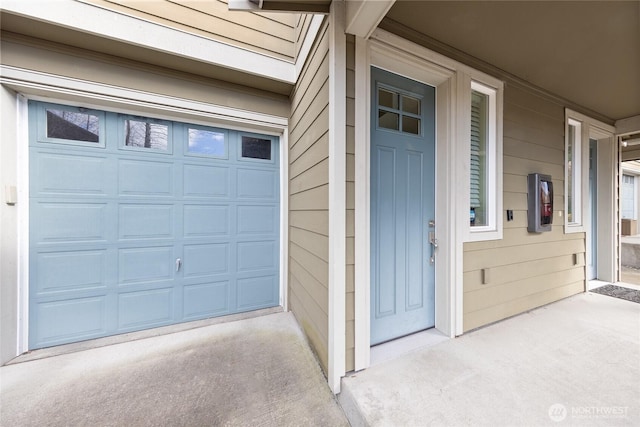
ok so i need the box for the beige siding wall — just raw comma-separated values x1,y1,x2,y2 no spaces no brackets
84,0,297,61
345,35,356,372
0,34,290,118
288,19,330,372
463,85,585,331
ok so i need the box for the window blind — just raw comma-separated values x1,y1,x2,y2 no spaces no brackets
470,94,482,209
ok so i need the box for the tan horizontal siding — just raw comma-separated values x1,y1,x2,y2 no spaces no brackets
0,35,289,117
463,85,585,332
289,185,328,211
290,110,329,165
85,0,296,61
290,158,329,194
290,257,329,316
465,265,585,312
290,210,328,236
290,227,329,262
290,27,329,131
288,19,330,373
464,281,583,332
464,239,585,272
289,277,328,369
290,133,329,179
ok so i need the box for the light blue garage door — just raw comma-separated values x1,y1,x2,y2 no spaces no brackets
29,101,280,349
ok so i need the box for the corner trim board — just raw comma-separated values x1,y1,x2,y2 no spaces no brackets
327,0,347,394
353,35,371,372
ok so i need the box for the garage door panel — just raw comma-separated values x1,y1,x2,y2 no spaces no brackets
36,202,108,243
237,275,278,310
237,205,277,235
183,164,230,198
183,205,229,237
183,281,230,319
237,241,277,272
118,246,174,285
34,151,109,196
118,288,174,329
118,204,174,240
118,159,174,197
237,168,277,199
30,101,280,349
36,250,107,294
183,243,229,277
34,296,107,345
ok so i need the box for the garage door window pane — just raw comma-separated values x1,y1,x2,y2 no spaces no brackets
124,119,168,151
46,109,100,143
241,136,271,160
188,128,226,156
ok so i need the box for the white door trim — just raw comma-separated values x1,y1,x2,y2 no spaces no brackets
567,108,617,285
594,135,616,284
354,30,463,371
3,66,289,357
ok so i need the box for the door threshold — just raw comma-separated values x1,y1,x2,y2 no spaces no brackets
587,279,611,291
370,328,449,367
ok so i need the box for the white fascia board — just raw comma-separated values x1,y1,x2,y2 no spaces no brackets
1,0,296,84
345,0,395,39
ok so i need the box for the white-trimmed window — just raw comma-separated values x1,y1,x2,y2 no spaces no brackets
566,117,582,227
565,110,588,233
564,108,616,234
467,79,502,241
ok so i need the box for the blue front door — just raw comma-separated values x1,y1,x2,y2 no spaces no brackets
28,101,280,349
370,67,436,345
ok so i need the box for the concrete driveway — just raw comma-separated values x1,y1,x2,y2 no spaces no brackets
0,311,348,427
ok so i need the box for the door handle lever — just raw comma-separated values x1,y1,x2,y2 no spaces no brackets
176,258,182,272
428,232,438,265
429,232,438,249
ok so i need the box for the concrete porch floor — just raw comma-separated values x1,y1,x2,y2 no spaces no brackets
340,292,640,426
0,311,349,427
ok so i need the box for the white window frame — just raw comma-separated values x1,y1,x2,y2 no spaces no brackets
466,80,502,241
565,110,588,233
